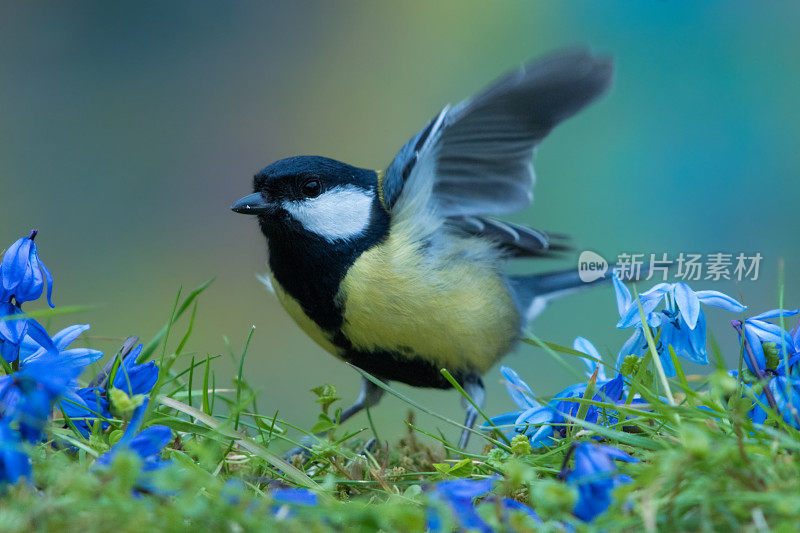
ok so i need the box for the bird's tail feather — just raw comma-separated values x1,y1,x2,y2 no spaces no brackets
507,268,610,324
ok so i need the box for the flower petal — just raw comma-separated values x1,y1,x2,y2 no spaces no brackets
750,308,799,321
746,320,794,345
573,337,601,360
596,444,638,463
574,337,607,381
695,290,746,313
743,325,767,374
674,283,700,329
514,406,553,427
484,411,522,430
52,324,91,350
617,289,667,329
612,270,632,317
616,328,646,369
500,366,539,409
22,318,56,356
38,252,54,308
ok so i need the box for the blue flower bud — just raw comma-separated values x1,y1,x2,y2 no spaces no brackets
0,231,54,307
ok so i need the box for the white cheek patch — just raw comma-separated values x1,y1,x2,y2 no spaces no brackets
282,185,374,241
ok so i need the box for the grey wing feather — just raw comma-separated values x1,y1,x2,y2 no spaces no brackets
383,48,613,218
447,216,570,257
434,48,613,217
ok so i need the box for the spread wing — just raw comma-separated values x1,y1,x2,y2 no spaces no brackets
381,48,613,255
445,215,570,258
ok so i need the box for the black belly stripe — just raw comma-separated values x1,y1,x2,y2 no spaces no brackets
342,348,464,389
331,331,465,389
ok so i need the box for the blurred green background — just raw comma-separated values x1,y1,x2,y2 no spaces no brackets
2,2,798,448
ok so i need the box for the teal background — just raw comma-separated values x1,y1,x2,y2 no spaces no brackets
2,2,798,448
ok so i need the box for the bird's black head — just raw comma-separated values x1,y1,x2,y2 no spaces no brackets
232,155,388,243
234,156,372,239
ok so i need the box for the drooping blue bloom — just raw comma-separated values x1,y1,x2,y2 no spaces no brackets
613,272,745,374
112,344,159,396
0,231,57,361
566,442,637,522
0,231,54,306
735,309,799,375
0,420,30,484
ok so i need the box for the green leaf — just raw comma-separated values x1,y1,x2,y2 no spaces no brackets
311,413,336,433
310,384,340,415
432,458,474,479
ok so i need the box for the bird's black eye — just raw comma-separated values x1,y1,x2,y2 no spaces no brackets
300,178,322,198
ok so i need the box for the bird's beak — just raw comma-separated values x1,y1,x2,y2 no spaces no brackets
231,192,270,215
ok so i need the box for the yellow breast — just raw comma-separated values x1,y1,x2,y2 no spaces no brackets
336,229,520,374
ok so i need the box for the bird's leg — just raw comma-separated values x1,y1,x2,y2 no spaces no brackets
285,377,385,459
458,374,485,450
337,376,386,425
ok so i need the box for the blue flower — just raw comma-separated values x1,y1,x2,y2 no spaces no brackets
487,354,630,449
484,366,553,447
427,476,540,531
97,402,172,492
112,344,159,396
271,487,319,506
0,420,30,485
428,477,496,533
735,309,799,375
11,324,106,438
565,442,637,522
0,303,56,363
60,387,111,437
270,487,319,520
747,376,800,429
19,324,103,370
0,231,54,306
0,348,86,442
614,273,745,374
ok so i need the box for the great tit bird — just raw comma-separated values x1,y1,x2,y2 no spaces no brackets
232,49,613,449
